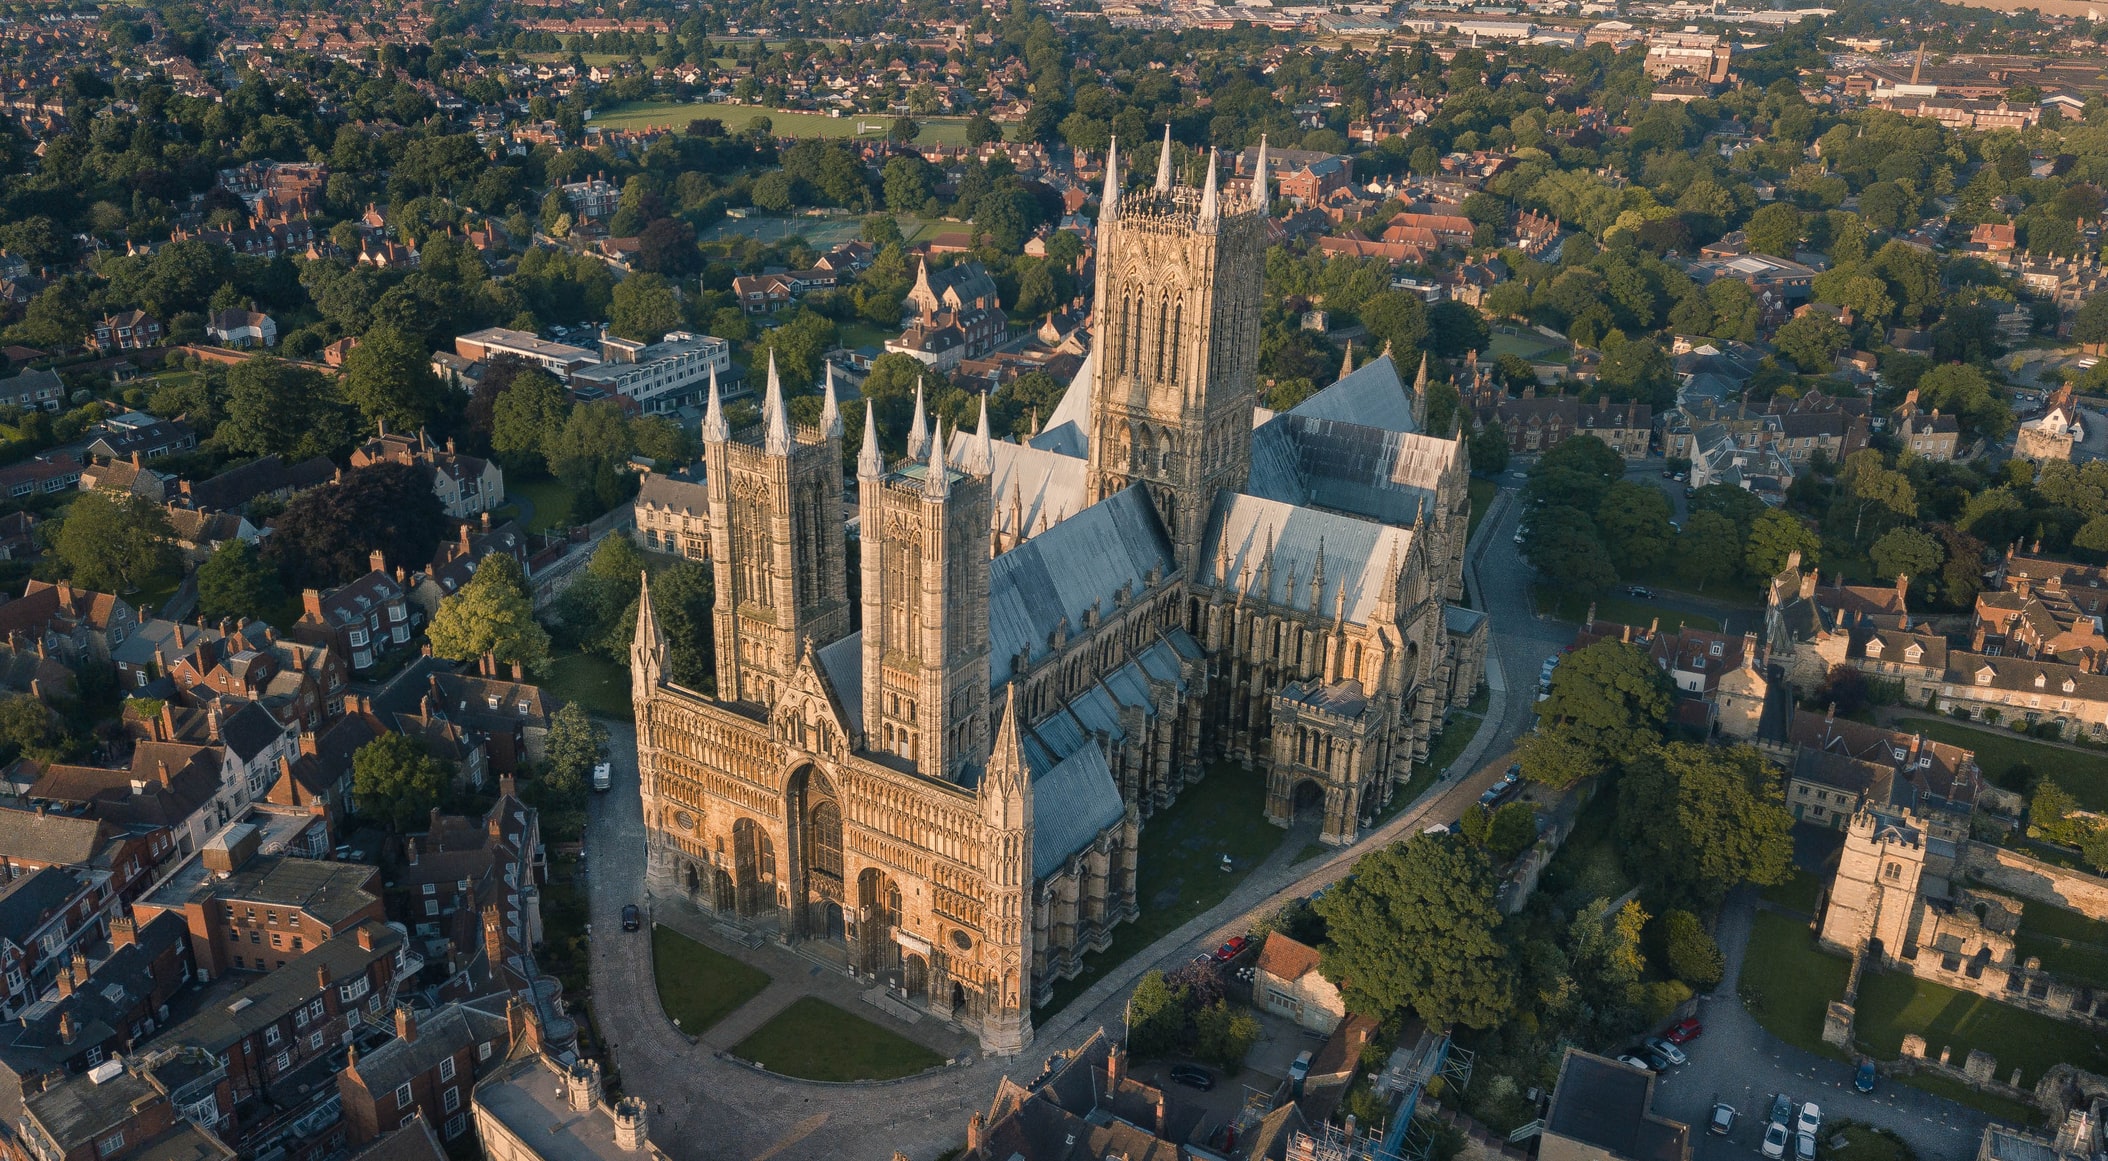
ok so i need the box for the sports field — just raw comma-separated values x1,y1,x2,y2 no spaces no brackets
588,100,986,146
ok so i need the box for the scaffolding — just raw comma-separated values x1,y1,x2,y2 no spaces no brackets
1378,1030,1476,1161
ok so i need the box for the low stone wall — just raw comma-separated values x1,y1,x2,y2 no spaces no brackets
1892,1035,2042,1111
1961,842,2108,920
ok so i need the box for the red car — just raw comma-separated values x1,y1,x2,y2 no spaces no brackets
1665,1017,1703,1045
1213,936,1250,963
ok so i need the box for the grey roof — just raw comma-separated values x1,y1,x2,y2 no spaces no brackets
1248,413,1458,526
816,634,863,735
0,865,87,944
1287,352,1420,433
988,486,1175,685
219,702,285,762
1445,605,1487,635
474,1054,653,1161
25,1061,160,1150
1030,350,1095,459
163,922,401,1052
0,806,108,866
351,1117,449,1161
1031,743,1125,880
944,431,1090,541
352,1005,475,1094
634,473,708,516
1197,492,1412,624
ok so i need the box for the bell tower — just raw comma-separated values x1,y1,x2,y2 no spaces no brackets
701,356,852,706
1084,132,1270,572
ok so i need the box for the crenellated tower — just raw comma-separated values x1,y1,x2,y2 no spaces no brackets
700,356,852,705
857,401,994,782
1085,133,1270,572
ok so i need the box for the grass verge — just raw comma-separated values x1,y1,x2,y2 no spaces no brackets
1035,763,1285,1019
1891,715,2108,809
729,997,946,1080
1737,910,1851,1058
1759,868,1825,917
651,925,771,1035
1856,965,2108,1089
1532,588,1721,632
546,649,634,720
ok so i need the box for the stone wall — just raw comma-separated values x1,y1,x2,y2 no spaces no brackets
1961,843,2108,920
1891,1036,2042,1112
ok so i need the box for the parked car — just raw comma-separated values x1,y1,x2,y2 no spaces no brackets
593,762,612,792
1423,823,1452,836
1289,1051,1313,1082
1625,585,1655,599
1708,1103,1737,1136
1633,1044,1673,1071
1643,1037,1686,1066
1666,1017,1704,1044
1769,1094,1792,1126
1762,1123,1790,1160
1615,1054,1655,1073
1170,1065,1214,1091
621,904,641,932
1796,1103,1821,1137
1796,1132,1817,1161
1213,936,1249,963
1854,1060,1877,1093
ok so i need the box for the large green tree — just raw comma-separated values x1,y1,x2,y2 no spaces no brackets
264,462,448,589
542,701,608,805
1314,833,1513,1028
1616,742,1793,907
427,553,550,672
53,491,177,593
1519,640,1672,788
218,357,355,460
341,325,449,432
1744,508,1820,580
351,733,453,829
195,539,285,623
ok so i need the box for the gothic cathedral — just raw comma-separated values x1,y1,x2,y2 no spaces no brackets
631,134,1488,1055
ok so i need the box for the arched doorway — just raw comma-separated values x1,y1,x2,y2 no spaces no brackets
732,818,776,919
857,867,903,979
904,954,929,1002
1290,779,1326,824
793,766,845,940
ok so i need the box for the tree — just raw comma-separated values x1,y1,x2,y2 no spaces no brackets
1314,833,1513,1028
196,539,284,623
1870,526,1944,589
341,326,448,433
1486,801,1538,860
265,462,448,590
1745,202,1802,257
1191,1001,1262,1069
1524,509,1617,594
1361,291,1429,359
1616,742,1793,907
1745,509,1820,579
1425,299,1488,358
1519,640,1672,788
1595,481,1674,575
1914,362,2014,442
635,217,700,276
1675,511,1743,591
53,491,177,592
1773,312,1849,373
542,701,607,805
2076,295,2108,349
545,402,635,519
426,553,551,672
1656,910,1724,989
610,273,683,341
1470,421,1509,475
1836,450,1918,545
219,358,354,460
351,733,452,829
2032,780,2089,846
490,370,570,470
1125,970,1189,1059
0,694,62,763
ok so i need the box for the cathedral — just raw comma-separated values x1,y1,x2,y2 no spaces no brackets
629,133,1487,1055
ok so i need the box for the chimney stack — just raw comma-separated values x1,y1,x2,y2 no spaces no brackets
394,1004,418,1043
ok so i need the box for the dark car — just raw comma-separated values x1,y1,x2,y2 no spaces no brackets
1170,1065,1214,1091
1632,1044,1674,1071
1855,1059,1877,1093
1708,1103,1737,1136
621,904,641,932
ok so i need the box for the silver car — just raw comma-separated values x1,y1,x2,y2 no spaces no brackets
1762,1123,1790,1160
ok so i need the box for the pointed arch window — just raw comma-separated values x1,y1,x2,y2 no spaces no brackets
1154,296,1170,382
1168,300,1183,385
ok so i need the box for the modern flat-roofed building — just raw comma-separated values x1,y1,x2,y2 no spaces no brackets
568,332,729,415
453,329,600,380
1541,1048,1690,1161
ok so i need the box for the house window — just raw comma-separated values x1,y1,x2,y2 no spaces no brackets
311,1031,324,1050
264,1026,281,1046
98,1133,124,1157
443,1086,461,1113
446,1115,467,1139
439,1057,457,1082
396,1082,414,1110
274,1050,290,1072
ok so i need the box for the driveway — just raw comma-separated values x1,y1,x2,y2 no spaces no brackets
1648,892,2000,1161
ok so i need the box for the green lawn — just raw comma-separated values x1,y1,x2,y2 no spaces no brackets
1855,965,2108,1089
510,476,580,533
1533,588,1721,632
838,321,894,352
2014,900,2108,986
652,925,772,1035
1760,868,1826,917
1821,1123,1912,1161
1488,326,1568,363
1035,762,1286,1018
729,997,946,1080
1891,716,2108,809
546,649,634,720
1467,477,1496,540
1738,910,1852,1058
589,100,981,145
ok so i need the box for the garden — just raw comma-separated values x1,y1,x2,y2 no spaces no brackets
652,925,772,1035
728,997,946,1081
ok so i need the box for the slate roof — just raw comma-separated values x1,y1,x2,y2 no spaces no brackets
350,1005,475,1094
0,865,87,942
162,922,401,1053
943,430,1090,540
1544,1049,1688,1161
1285,351,1420,433
219,702,286,763
987,486,1175,685
0,806,110,866
1029,349,1094,459
815,634,863,735
350,1117,449,1161
1248,413,1458,526
1197,492,1412,623
24,1061,160,1151
1030,743,1125,880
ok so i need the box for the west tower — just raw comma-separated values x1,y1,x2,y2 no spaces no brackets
701,357,852,705
1085,134,1270,572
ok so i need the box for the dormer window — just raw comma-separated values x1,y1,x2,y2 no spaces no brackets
1709,641,1723,657
1866,639,1884,658
1976,668,1995,686
2035,673,2049,689
1905,645,1923,662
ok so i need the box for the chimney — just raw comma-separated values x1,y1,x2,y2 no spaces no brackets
1800,569,1819,601
966,1113,984,1152
302,588,324,621
499,773,516,798
110,917,136,949
57,1012,74,1043
71,951,89,985
369,550,386,574
356,924,376,951
206,702,221,743
511,660,524,680
1106,1044,1124,1088
406,836,420,865
394,1004,418,1043
56,966,74,997
1785,550,1801,572
484,904,505,966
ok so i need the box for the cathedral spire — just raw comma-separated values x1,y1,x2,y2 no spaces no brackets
1413,351,1430,427
1252,134,1270,213
926,419,950,501
763,351,791,456
1101,137,1119,224
820,361,842,440
974,392,993,474
858,398,883,479
630,569,666,696
1310,538,1326,611
907,377,930,461
701,364,728,443
1155,123,1174,193
983,685,1031,816
1198,148,1219,225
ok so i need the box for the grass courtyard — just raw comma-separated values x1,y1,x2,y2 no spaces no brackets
652,925,771,1035
1738,910,1852,1058
590,100,982,145
1034,762,1284,1019
1854,966,2108,1090
545,649,634,720
2014,900,2108,986
1891,716,2108,809
1487,325,1569,364
729,997,946,1081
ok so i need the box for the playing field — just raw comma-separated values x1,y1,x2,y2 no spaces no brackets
588,100,985,146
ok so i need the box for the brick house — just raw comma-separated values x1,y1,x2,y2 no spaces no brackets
337,1004,481,1145
293,559,412,672
89,311,162,351
128,822,383,979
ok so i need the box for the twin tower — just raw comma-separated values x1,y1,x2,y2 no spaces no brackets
694,131,1272,786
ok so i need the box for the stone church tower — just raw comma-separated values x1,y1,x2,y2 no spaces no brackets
1084,130,1269,572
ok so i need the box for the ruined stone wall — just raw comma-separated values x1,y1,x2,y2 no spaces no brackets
1961,843,2108,920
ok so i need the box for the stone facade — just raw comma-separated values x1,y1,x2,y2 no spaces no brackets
631,143,1482,1056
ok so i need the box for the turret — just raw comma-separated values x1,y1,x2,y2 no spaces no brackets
906,377,930,461
762,351,791,457
976,688,1034,1054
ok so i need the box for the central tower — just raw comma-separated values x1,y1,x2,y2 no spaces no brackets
1085,132,1270,572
